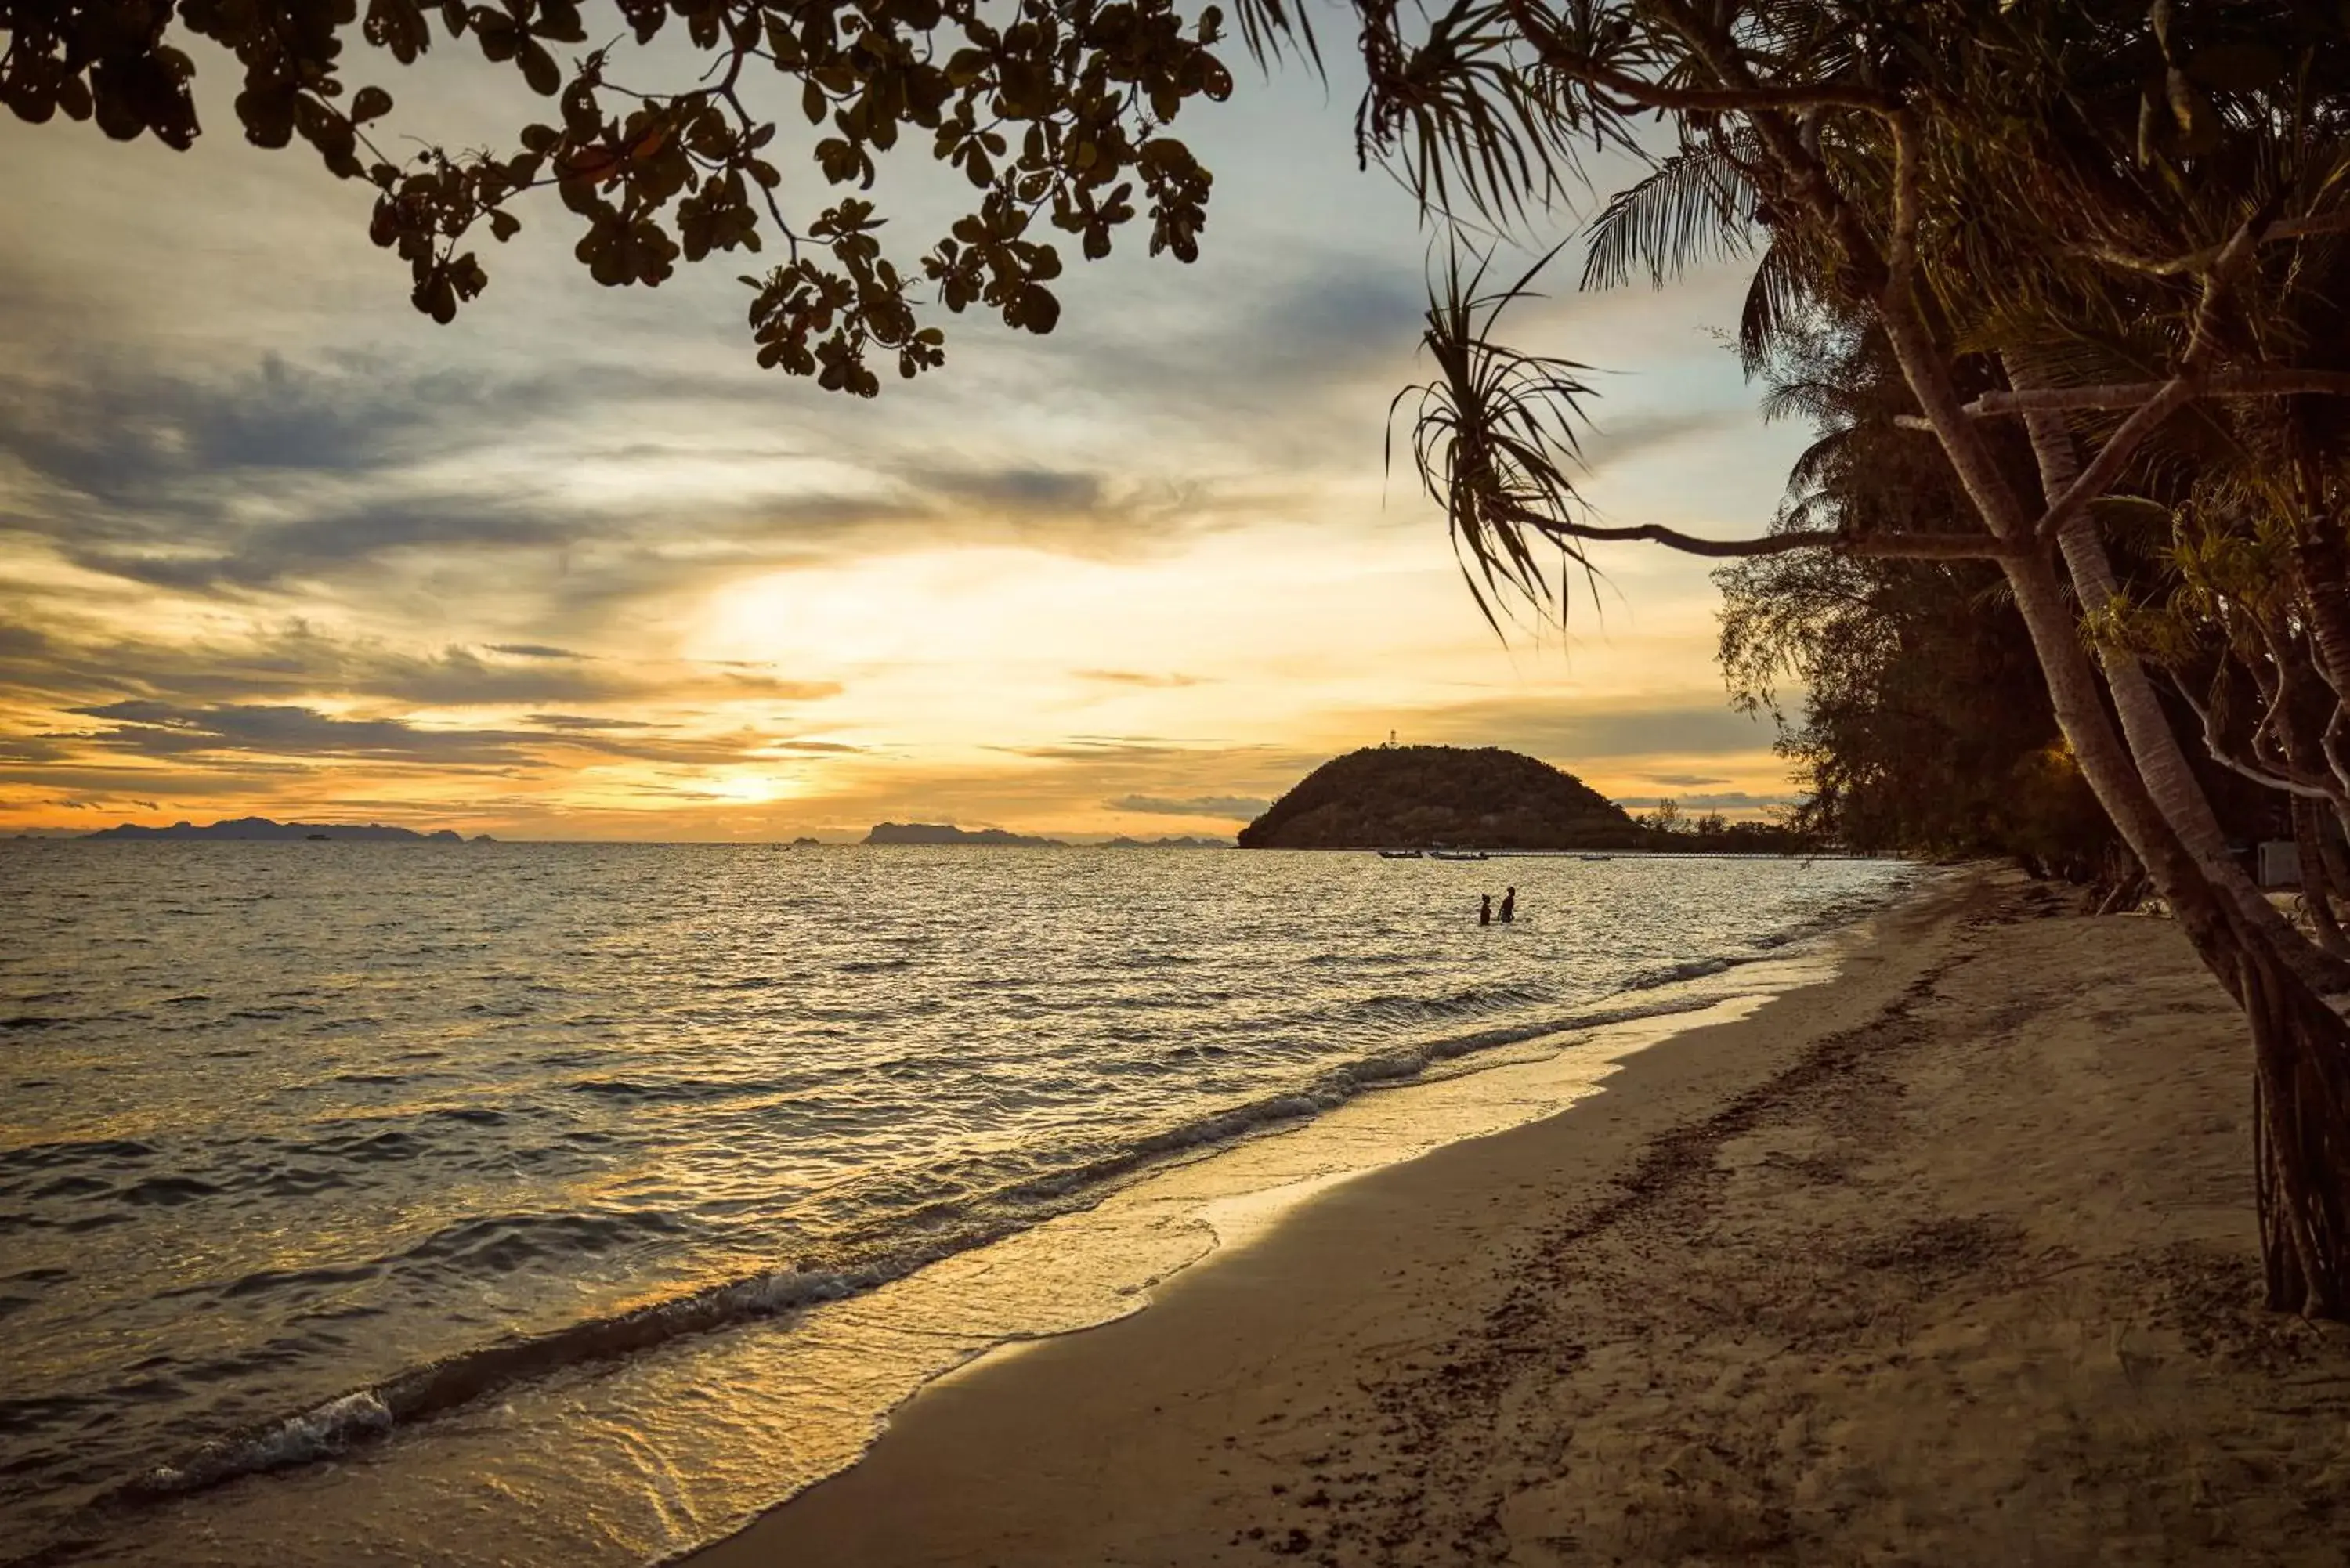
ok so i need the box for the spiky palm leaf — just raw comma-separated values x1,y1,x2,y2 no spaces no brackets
1354,0,1583,226
1390,242,1600,634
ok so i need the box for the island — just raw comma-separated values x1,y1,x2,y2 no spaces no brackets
862,822,1070,847
1096,836,1231,848
1238,745,1652,851
83,816,484,843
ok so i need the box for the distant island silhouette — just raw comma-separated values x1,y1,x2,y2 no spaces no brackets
1097,835,1229,849
83,816,492,843
865,822,1070,847
1238,746,1650,851
861,823,1230,848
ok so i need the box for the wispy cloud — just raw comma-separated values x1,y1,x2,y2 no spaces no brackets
1076,669,1208,688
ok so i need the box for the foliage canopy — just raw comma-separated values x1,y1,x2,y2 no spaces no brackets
1,0,1315,392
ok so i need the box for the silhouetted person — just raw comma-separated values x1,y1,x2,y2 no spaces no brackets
1499,886,1517,923
1480,894,1492,927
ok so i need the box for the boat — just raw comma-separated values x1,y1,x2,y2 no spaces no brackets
1377,848,1424,859
1428,850,1490,861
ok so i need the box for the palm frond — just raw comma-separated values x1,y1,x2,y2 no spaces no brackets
1580,139,1762,293
1739,237,1811,377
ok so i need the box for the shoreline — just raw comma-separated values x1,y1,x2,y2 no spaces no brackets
679,869,1984,1566
684,869,2350,1566
33,862,1922,1568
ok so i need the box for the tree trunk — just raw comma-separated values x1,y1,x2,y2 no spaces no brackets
2292,511,2350,710
1872,308,2350,1315
2005,367,2350,992
2294,794,2350,957
2319,808,2350,904
1995,547,2350,1315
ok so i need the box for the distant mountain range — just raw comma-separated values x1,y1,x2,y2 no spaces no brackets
1096,835,1229,848
1238,745,1650,851
82,816,492,843
862,822,1229,848
864,822,1068,847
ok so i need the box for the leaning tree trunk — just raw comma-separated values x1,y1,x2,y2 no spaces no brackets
1876,305,2350,1313
2006,367,2350,992
2291,504,2350,713
1996,547,2350,1315
2319,804,2350,906
2294,794,2350,958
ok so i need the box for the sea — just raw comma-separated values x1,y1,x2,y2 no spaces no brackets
0,841,1921,1566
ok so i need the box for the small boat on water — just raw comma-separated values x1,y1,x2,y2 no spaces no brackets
1377,848,1423,859
1429,850,1490,861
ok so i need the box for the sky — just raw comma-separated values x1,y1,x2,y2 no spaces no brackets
0,18,1816,841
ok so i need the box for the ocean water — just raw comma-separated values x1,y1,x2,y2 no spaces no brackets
0,842,1918,1566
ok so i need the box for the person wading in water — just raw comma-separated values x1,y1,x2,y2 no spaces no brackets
1499,886,1517,923
1479,894,1492,927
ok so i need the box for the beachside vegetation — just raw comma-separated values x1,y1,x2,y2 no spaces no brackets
1366,0,2350,1317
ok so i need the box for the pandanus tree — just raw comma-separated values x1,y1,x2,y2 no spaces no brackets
1371,0,2350,1313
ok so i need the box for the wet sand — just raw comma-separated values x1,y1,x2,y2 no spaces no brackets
686,871,2350,1566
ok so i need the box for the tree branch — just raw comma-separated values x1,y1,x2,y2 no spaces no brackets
2081,209,2350,276
2029,372,2203,542
1517,514,2015,560
1958,370,2350,417
2030,216,2269,543
2171,673,2338,800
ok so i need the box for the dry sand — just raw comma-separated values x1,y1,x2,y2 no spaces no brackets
687,871,2350,1566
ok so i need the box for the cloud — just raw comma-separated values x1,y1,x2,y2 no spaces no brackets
1407,698,1775,760
1575,409,1753,476
525,713,656,730
49,699,810,772
1076,669,1208,688
0,620,841,710
0,337,1250,616
1636,771,1733,786
66,699,543,767
1612,790,1802,811
1107,793,1271,818
997,739,1204,761
490,644,588,659
917,466,1104,515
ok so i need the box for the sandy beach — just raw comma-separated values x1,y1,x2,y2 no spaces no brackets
687,869,2350,1566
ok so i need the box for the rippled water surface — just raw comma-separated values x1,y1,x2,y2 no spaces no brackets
0,841,1915,1564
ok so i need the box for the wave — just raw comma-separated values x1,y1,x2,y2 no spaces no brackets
115,1264,876,1508
97,948,1809,1514
76,900,1911,1530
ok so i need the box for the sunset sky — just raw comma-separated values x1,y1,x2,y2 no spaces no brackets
0,33,1814,841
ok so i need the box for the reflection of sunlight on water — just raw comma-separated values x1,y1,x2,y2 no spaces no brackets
82,941,1862,1568
0,843,1915,1566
